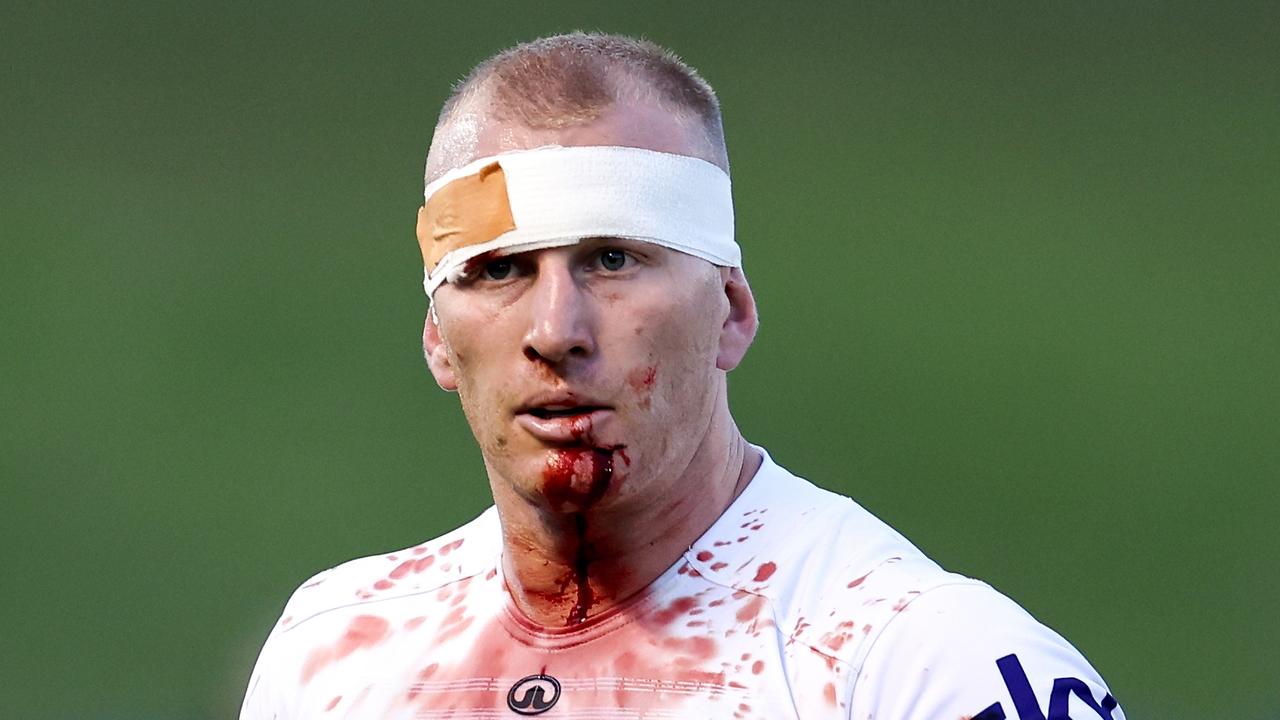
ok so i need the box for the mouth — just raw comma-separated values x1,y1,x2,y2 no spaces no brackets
514,399,614,445
522,405,610,420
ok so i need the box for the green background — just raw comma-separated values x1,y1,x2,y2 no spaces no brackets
3,2,1276,718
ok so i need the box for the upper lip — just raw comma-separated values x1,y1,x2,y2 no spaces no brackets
515,392,612,418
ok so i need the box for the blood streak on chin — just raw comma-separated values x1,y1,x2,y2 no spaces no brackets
568,513,593,625
541,446,615,624
541,448,613,511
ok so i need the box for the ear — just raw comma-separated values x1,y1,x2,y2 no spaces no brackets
716,267,758,371
422,307,459,391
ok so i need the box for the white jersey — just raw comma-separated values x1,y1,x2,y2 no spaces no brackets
241,449,1124,719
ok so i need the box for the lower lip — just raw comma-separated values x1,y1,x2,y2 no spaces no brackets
515,409,611,444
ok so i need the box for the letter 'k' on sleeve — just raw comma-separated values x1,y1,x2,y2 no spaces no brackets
846,583,1124,720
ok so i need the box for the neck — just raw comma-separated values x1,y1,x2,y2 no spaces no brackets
491,415,761,628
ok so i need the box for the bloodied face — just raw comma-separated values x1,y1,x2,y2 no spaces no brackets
426,238,739,514
422,100,755,517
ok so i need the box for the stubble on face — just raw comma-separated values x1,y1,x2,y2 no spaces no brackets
433,249,727,518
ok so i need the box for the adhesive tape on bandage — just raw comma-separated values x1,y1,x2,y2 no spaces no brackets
416,146,738,297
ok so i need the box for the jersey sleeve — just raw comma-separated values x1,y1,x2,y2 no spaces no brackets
240,601,303,720
239,567,336,720
847,583,1125,720
240,618,285,720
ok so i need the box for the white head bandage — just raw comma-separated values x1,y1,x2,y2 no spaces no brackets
415,145,738,297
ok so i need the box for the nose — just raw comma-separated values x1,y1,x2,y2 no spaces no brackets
522,260,596,366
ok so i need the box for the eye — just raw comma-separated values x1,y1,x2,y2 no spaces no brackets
481,258,514,280
599,249,628,271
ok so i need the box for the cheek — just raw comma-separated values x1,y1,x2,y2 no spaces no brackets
440,306,511,387
456,389,515,460
626,309,721,415
440,317,515,449
625,365,658,409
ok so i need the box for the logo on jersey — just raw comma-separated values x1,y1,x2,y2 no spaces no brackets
507,673,561,715
971,654,1120,720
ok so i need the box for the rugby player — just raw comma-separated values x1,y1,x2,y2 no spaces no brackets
241,32,1124,719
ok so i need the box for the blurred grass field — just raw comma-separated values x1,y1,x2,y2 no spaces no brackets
1,2,1277,718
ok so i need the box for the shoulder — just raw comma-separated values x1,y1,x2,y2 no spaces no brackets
850,583,1125,719
239,508,501,719
685,450,1123,718
272,506,501,634
685,452,967,667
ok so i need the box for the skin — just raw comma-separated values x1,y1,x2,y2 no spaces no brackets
422,97,761,627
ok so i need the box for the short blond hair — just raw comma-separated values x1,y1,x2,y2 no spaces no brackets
425,32,728,182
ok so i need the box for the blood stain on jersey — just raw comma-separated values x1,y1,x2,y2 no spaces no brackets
301,614,391,683
892,590,922,612
820,621,856,652
435,605,474,643
369,555,436,599
753,562,777,582
652,595,699,625
734,594,767,625
401,601,735,715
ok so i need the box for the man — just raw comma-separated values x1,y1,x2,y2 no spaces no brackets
242,33,1124,719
